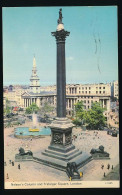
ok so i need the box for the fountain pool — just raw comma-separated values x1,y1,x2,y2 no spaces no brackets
14,126,51,138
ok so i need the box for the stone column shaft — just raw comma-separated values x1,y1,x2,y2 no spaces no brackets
57,41,66,117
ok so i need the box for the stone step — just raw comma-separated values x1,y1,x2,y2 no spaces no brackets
48,144,75,153
42,149,82,161
33,155,67,171
33,151,92,172
44,147,80,158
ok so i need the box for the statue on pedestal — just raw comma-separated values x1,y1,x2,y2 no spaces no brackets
90,145,110,159
15,147,33,161
57,8,63,24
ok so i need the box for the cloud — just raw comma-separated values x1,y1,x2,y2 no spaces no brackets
66,56,74,61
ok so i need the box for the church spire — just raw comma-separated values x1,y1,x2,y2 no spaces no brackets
30,56,40,94
33,56,36,68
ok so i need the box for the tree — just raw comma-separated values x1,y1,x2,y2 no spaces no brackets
25,103,39,114
4,99,11,115
85,102,106,130
73,101,106,130
39,102,55,116
74,101,84,119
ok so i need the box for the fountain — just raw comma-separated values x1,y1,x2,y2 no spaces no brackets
29,113,39,132
14,113,51,138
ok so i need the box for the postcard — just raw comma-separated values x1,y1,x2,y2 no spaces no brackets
3,6,119,189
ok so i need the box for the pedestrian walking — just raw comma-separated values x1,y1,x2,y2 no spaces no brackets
18,164,20,169
69,176,72,181
80,172,83,177
107,164,110,170
7,173,9,179
4,162,7,166
9,160,11,164
112,165,114,170
104,172,106,177
12,161,14,166
101,164,104,169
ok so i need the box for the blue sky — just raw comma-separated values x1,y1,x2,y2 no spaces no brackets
2,6,118,86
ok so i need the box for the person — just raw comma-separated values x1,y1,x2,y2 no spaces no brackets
112,165,114,170
18,164,20,169
107,164,110,170
7,173,9,179
12,161,14,166
80,172,83,177
104,172,106,177
69,176,72,181
101,164,104,169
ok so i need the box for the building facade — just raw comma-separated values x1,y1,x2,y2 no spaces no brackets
111,80,119,100
4,58,112,116
66,83,111,115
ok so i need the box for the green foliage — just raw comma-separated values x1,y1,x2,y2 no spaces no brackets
85,102,106,130
74,101,106,130
72,118,82,126
74,101,84,119
40,102,54,115
4,98,11,115
25,103,39,114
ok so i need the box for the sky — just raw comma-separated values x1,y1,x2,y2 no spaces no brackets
2,6,118,86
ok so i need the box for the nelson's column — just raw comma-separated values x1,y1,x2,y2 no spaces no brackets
34,9,92,177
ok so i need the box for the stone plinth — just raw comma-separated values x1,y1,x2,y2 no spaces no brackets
33,118,92,172
15,154,33,162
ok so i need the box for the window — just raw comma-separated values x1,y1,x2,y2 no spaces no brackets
85,91,87,94
89,87,91,90
103,91,105,93
79,87,81,90
89,91,91,94
99,87,101,89
88,100,89,103
91,100,93,103
82,91,84,94
82,87,84,90
96,87,98,89
84,100,86,103
79,91,80,94
99,91,101,94
96,91,98,94
85,87,87,90
103,87,105,89
88,106,89,109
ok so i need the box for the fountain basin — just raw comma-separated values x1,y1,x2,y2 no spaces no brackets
14,127,51,139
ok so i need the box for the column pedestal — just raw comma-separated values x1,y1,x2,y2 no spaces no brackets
33,117,92,171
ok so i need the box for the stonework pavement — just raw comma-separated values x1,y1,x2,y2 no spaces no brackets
4,122,119,182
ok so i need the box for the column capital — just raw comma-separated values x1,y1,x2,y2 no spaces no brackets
51,29,70,42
